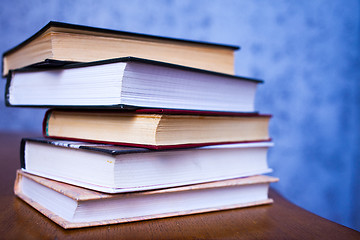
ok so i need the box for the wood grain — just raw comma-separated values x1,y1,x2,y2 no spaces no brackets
0,132,359,239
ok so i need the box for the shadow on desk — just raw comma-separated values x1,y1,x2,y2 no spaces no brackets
11,196,273,239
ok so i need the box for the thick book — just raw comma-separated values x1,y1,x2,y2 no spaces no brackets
6,57,261,112
21,138,273,193
42,109,271,149
14,170,278,229
2,21,239,77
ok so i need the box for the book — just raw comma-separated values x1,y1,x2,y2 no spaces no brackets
21,137,273,193
42,109,271,149
2,21,239,77
6,57,262,112
14,170,278,229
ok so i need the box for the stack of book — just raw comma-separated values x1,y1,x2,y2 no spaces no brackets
3,22,278,229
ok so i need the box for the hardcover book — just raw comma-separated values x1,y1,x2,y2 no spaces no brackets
6,57,261,112
14,170,278,229
42,109,271,149
21,137,273,193
2,21,239,77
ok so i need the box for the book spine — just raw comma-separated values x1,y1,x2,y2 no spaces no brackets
4,73,12,106
20,139,26,169
42,109,53,137
13,170,22,195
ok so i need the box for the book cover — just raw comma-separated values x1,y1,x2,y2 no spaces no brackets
6,57,262,112
21,137,273,193
42,109,271,149
3,21,239,77
14,170,278,229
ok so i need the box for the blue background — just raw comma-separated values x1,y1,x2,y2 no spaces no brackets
0,0,359,231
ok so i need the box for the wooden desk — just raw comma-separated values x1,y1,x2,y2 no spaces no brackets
0,132,358,239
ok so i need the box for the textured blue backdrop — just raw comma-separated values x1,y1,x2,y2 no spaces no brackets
0,0,359,231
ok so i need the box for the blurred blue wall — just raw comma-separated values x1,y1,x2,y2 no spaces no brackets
0,0,359,231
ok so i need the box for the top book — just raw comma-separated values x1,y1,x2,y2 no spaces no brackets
2,21,239,77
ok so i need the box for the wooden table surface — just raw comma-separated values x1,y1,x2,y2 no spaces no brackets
0,132,359,239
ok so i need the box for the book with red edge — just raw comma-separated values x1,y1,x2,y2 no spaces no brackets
42,108,271,150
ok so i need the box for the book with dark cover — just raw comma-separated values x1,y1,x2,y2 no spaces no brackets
3,21,239,77
6,57,262,112
14,170,278,229
21,137,273,193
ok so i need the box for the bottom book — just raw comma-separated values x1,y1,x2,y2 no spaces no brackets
14,170,278,229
